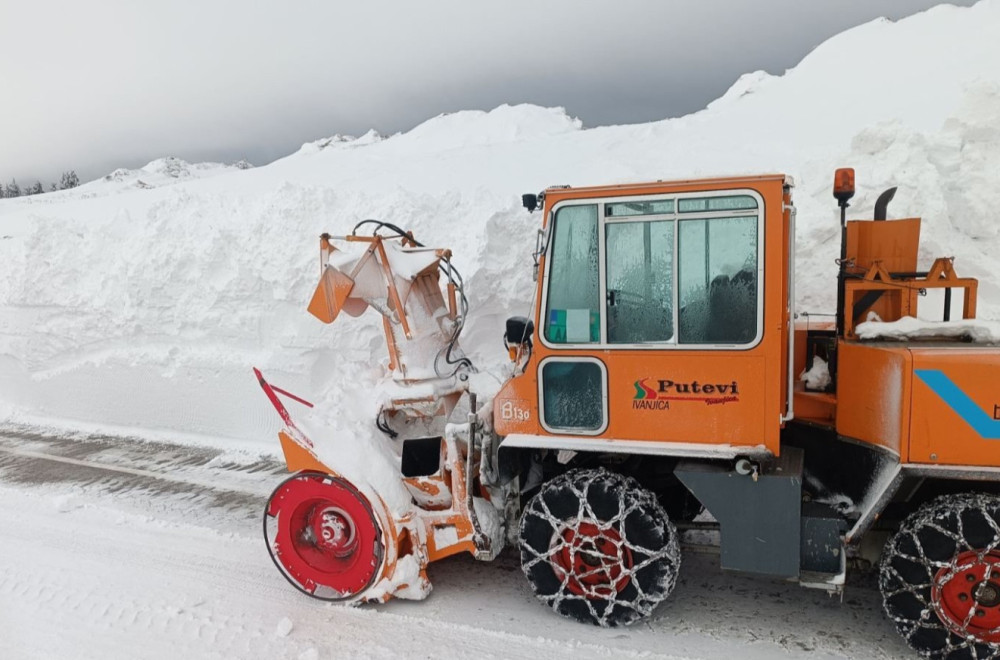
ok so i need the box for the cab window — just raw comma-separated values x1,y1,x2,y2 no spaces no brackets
544,205,599,343
678,214,758,344
605,220,674,343
543,193,761,348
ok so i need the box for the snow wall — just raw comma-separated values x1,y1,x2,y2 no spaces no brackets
1,0,1000,449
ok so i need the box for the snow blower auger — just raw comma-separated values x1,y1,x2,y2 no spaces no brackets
255,222,502,604
258,172,1000,657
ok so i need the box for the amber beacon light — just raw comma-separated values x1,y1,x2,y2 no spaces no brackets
833,167,855,204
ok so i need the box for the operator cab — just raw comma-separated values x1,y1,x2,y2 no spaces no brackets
498,175,795,458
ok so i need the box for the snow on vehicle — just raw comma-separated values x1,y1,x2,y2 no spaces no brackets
255,170,1000,658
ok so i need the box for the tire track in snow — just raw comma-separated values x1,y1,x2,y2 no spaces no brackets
0,425,916,659
0,484,301,660
0,485,678,660
0,426,285,523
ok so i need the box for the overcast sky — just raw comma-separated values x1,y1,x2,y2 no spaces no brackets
0,0,979,187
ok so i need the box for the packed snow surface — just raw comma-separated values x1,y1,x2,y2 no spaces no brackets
2,0,1000,452
0,428,917,659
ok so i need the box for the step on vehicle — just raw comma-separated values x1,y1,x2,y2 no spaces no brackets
255,170,1000,659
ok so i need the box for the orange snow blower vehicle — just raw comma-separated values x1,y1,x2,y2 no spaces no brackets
255,170,1000,658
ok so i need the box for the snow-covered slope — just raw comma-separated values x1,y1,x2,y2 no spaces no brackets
95,156,253,190
1,0,999,445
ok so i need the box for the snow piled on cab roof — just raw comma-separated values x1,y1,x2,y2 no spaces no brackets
1,0,999,445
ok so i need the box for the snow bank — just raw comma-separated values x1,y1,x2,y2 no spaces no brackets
2,0,1000,446
296,130,383,156
385,104,582,153
98,156,251,189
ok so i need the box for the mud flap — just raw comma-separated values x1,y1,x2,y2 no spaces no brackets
799,502,848,593
675,447,803,578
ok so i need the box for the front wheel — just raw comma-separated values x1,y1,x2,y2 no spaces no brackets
880,493,1000,659
519,468,681,627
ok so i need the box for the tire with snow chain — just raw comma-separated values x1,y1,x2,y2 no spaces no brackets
519,468,681,627
880,493,1000,659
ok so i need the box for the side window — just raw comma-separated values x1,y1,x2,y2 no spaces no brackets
543,192,761,350
605,221,674,343
678,215,758,344
541,360,605,431
544,205,599,343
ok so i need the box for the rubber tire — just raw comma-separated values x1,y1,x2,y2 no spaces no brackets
519,468,680,627
880,493,1000,660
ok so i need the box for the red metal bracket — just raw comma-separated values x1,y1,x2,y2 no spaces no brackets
253,367,314,448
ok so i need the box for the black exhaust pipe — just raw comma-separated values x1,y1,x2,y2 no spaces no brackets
874,187,897,221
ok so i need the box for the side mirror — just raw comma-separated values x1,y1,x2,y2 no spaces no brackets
504,316,535,347
522,193,538,213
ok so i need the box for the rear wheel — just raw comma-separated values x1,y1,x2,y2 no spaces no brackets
880,493,1000,659
519,468,680,627
264,471,385,600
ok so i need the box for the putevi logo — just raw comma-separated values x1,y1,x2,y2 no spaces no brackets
632,377,740,410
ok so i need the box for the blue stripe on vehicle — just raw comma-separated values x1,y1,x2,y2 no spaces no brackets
914,369,1000,439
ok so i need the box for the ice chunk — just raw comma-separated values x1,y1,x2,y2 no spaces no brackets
275,617,294,637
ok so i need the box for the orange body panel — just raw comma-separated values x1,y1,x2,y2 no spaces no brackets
908,348,1000,466
835,342,912,458
307,266,356,323
495,175,790,455
496,352,768,447
792,386,836,425
828,342,1000,466
279,431,333,473
846,217,920,274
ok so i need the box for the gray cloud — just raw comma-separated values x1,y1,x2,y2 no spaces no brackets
0,0,980,186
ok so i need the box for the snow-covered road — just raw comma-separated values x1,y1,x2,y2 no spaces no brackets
0,428,915,660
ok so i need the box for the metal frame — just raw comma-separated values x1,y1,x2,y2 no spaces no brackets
782,201,797,423
845,462,904,544
845,461,1000,544
844,257,978,339
501,432,773,459
539,188,766,352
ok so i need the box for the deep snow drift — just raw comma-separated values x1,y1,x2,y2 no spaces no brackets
1,0,999,446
